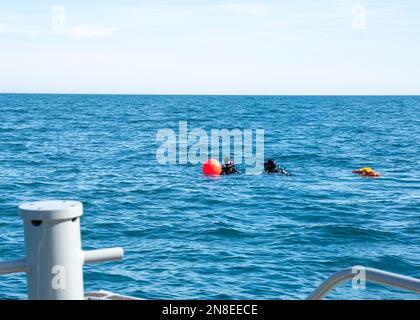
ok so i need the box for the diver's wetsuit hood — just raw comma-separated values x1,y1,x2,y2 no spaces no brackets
264,159,277,172
264,159,290,175
221,161,240,175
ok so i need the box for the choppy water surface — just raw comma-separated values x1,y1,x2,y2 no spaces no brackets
0,94,419,299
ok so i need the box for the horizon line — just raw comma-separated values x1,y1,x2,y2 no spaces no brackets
1,92,420,97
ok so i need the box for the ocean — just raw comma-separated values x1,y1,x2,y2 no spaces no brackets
0,94,419,299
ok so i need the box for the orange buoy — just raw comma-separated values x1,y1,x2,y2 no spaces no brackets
202,159,222,176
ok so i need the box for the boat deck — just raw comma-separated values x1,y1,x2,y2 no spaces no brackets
85,290,140,300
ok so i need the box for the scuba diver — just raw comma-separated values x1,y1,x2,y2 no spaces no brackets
264,159,290,175
220,157,240,175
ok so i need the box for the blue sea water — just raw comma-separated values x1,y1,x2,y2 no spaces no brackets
0,94,419,300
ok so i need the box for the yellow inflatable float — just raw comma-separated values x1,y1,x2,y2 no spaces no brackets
352,167,380,177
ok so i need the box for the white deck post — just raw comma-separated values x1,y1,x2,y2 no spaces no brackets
19,200,85,299
15,200,123,300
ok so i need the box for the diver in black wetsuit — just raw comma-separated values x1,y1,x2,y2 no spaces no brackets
264,159,290,175
221,157,240,175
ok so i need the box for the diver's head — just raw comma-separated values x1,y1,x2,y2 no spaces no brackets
265,159,277,170
224,156,234,167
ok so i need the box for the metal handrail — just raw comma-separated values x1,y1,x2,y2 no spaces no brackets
0,200,123,300
0,259,26,275
307,266,420,300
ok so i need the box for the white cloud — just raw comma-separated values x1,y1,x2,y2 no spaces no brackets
0,22,113,39
0,5,113,39
49,5,113,39
0,23,44,36
212,3,273,16
58,25,114,39
0,23,114,39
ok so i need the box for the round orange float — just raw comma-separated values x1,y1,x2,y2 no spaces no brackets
202,159,222,176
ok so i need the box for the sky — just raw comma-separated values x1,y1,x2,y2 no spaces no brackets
0,0,419,94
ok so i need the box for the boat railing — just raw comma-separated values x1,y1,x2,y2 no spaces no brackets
1,201,420,300
0,200,123,300
307,266,420,300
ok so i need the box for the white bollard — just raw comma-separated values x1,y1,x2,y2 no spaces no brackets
19,200,85,300
16,200,123,300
